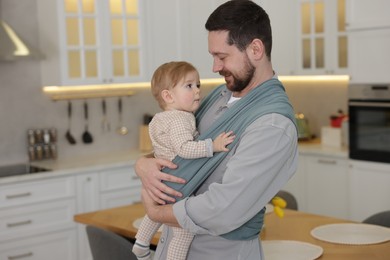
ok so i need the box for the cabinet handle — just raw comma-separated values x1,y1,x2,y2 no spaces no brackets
6,192,32,199
317,159,337,165
8,252,33,260
7,220,32,228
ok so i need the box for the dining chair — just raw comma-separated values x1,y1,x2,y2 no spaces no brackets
86,225,138,260
362,210,390,228
274,190,298,210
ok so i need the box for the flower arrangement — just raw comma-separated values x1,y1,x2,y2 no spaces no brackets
271,196,287,218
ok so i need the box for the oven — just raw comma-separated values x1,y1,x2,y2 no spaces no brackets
348,84,390,163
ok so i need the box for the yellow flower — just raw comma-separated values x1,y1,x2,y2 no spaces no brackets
271,196,287,218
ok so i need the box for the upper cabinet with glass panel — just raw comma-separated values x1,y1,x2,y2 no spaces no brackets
298,0,347,75
37,0,145,86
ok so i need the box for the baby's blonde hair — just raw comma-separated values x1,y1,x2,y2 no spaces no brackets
151,61,198,109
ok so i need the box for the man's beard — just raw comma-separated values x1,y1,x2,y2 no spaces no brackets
221,57,255,93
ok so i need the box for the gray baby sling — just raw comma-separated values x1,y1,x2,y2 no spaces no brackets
163,78,297,240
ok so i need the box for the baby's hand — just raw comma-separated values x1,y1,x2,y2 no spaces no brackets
213,131,235,152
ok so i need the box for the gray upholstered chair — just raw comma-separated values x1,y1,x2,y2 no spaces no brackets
86,225,138,260
274,190,298,210
363,211,390,228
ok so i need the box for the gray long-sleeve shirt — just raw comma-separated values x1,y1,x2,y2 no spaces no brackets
153,88,298,260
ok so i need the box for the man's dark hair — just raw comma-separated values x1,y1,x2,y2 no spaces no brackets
205,0,272,60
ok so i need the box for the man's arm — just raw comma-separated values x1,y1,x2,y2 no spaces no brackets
141,188,179,227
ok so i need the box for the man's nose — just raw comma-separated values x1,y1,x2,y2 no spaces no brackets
212,59,223,73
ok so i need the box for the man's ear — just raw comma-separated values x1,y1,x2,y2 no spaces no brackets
250,39,265,60
161,89,174,104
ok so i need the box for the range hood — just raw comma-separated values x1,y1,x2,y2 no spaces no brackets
0,20,43,61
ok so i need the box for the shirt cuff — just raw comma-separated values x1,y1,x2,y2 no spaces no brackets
173,198,210,235
205,138,213,157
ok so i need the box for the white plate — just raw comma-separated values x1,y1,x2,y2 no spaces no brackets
262,240,323,260
265,204,274,214
311,223,390,245
133,217,163,232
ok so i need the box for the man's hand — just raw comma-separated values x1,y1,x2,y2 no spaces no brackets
134,156,185,204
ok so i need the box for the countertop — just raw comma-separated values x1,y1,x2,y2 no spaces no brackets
1,139,348,185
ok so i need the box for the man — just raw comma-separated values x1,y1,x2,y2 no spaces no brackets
135,1,298,259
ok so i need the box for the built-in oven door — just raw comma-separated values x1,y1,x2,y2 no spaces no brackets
349,101,390,163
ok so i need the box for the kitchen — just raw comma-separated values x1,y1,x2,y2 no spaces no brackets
1,0,390,259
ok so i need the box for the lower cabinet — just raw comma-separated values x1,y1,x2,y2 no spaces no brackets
283,153,349,220
0,230,77,260
76,164,141,260
305,156,349,219
0,163,141,260
349,160,390,222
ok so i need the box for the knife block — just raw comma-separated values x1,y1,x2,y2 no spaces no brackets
139,125,153,152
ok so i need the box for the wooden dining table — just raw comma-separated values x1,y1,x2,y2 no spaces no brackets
74,203,390,259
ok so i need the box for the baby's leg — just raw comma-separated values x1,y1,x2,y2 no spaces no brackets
166,227,194,260
133,215,161,260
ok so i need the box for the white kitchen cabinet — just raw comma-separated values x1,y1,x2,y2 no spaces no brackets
145,0,226,79
0,230,77,260
76,172,100,260
37,0,147,86
282,153,307,211
345,0,390,31
0,176,77,260
263,0,299,75
99,165,141,208
75,164,141,260
349,160,390,222
298,0,348,75
305,155,349,219
348,28,390,84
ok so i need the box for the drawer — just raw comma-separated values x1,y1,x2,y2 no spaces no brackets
0,229,77,260
100,166,141,192
0,199,76,242
0,177,75,209
100,187,142,209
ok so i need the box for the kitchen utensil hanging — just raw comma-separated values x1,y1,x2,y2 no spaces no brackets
101,98,110,132
82,101,93,143
116,97,128,135
65,101,76,145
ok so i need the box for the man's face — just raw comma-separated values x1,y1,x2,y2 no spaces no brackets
208,31,255,93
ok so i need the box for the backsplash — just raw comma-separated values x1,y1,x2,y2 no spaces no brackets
0,0,348,165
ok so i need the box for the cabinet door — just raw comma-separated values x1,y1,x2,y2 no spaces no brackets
144,0,181,78
305,155,349,219
76,173,99,213
103,0,145,83
76,173,99,260
346,0,390,30
348,28,390,84
263,0,299,75
298,0,348,75
349,160,390,222
99,165,141,208
282,153,307,211
38,0,145,86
